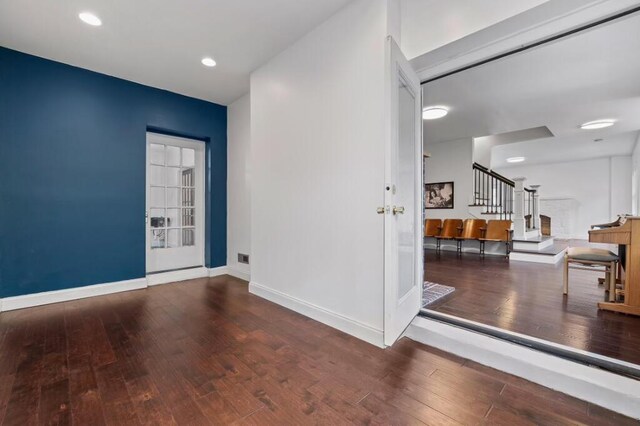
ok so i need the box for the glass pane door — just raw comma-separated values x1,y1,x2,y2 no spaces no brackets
146,133,204,273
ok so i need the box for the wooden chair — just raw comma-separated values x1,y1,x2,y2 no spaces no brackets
455,219,487,254
563,247,619,302
479,220,513,257
435,219,463,252
424,219,442,238
541,215,551,236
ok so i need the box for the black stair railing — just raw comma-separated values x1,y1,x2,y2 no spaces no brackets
471,163,514,220
524,187,537,229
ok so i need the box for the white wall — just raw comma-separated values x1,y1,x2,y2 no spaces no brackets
632,134,640,215
227,94,252,278
473,137,494,168
400,0,548,59
250,0,398,346
611,156,632,219
424,139,473,219
495,157,632,239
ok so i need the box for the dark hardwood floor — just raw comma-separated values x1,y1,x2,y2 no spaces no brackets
0,275,635,425
425,247,640,366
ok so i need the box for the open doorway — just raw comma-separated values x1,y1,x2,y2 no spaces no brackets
420,11,640,370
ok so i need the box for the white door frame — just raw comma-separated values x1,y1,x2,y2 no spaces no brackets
145,132,206,275
383,36,424,347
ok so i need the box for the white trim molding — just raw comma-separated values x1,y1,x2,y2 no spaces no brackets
209,266,230,277
406,316,640,419
249,281,384,348
0,277,147,312
0,265,243,313
412,0,640,81
225,266,250,282
148,266,210,286
209,265,250,281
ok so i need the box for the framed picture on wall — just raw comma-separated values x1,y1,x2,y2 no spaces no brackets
425,182,454,209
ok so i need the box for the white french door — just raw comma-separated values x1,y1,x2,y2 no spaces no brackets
146,132,205,274
383,37,423,346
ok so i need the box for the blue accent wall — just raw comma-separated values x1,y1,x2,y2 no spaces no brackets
0,47,227,298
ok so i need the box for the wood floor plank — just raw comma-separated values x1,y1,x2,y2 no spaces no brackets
3,338,45,425
0,276,634,425
67,354,106,426
425,247,640,365
94,363,141,425
125,375,177,425
38,379,70,426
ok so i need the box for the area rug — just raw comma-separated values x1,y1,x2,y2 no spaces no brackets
422,281,455,307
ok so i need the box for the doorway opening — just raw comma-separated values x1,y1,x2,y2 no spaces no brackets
420,9,640,376
146,132,206,274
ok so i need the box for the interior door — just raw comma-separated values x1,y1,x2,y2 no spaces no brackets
146,132,205,274
383,37,423,346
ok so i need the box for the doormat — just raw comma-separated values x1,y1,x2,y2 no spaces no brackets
422,282,455,307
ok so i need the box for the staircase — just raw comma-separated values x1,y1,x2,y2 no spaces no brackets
469,163,564,263
469,163,514,220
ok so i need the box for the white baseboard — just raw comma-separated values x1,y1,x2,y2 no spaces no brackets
208,265,229,277
0,277,147,312
0,265,240,312
147,266,210,286
406,316,640,420
225,266,250,282
209,265,250,281
249,281,384,347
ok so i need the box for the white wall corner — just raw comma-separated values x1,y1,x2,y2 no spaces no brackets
406,316,640,420
225,266,251,282
227,93,252,286
0,277,148,312
210,264,250,281
249,281,384,348
208,265,229,278
387,0,401,42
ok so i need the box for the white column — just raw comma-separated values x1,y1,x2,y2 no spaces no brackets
512,177,527,239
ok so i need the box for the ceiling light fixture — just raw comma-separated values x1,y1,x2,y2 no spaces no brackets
422,106,449,120
506,157,526,163
78,12,102,26
580,119,615,130
201,57,217,67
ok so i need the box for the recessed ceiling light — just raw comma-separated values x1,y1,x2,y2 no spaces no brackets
78,12,102,26
422,106,448,120
201,57,217,67
580,119,615,130
506,157,526,163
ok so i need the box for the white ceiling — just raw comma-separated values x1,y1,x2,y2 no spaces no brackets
492,130,639,168
0,0,353,105
422,12,640,166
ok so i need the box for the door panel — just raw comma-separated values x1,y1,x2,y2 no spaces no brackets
384,37,423,346
146,132,205,274
397,78,418,298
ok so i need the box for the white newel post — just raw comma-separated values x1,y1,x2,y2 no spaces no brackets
512,177,527,239
529,184,541,232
